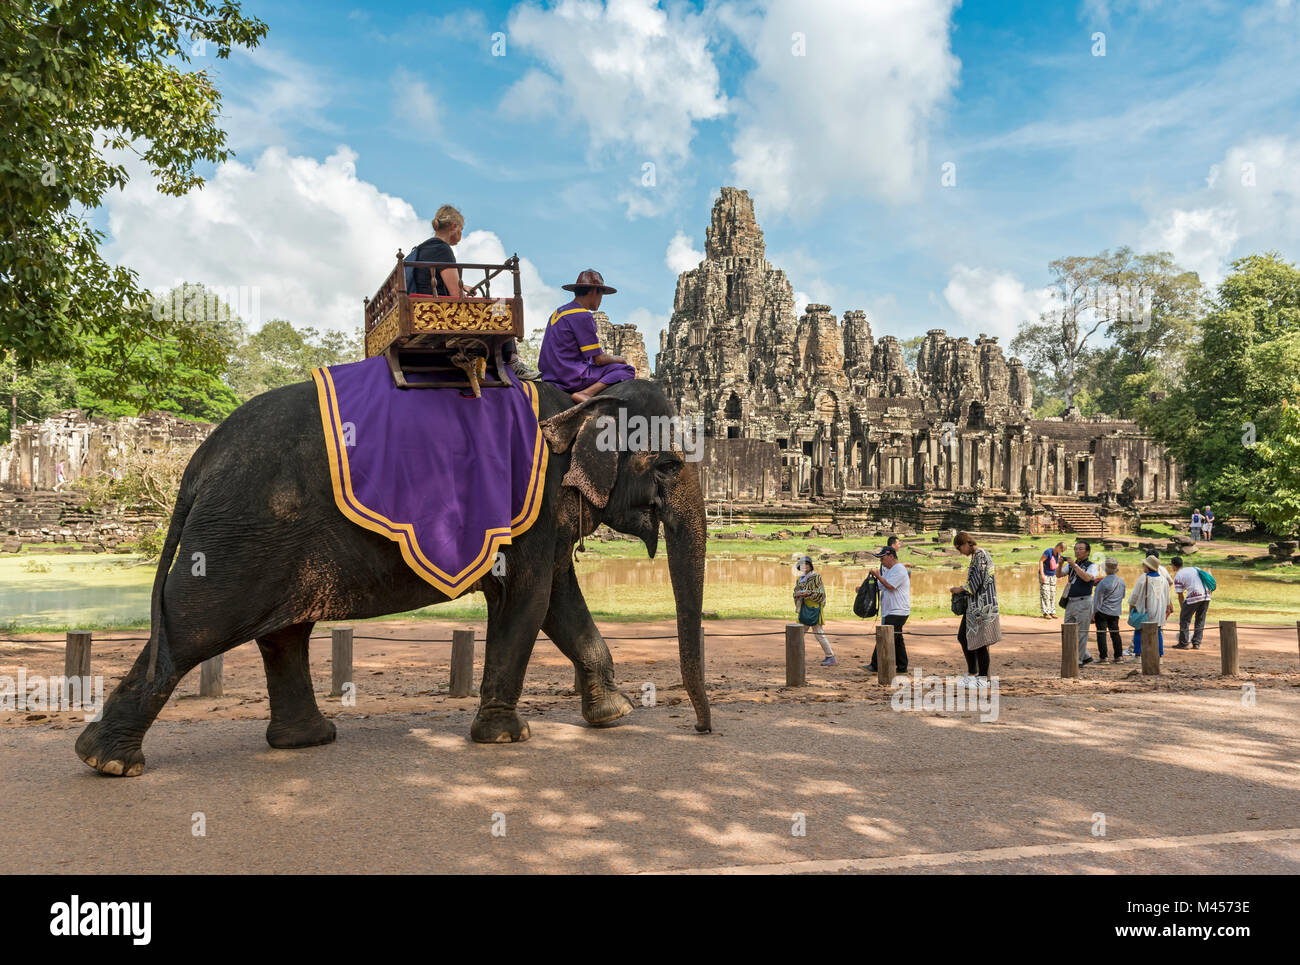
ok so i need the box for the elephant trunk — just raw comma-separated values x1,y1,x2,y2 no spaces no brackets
664,461,710,733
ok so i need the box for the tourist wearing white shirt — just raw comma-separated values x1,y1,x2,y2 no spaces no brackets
1170,556,1211,649
866,546,910,674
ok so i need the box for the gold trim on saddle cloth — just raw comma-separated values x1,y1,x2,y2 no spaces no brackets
310,369,549,597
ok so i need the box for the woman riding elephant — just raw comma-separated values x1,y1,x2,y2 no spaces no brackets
74,378,710,776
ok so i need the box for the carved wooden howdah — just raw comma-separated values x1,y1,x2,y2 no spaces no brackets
363,251,524,393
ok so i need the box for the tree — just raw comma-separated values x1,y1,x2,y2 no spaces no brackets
1011,248,1200,412
1238,395,1300,538
0,354,78,443
0,0,267,404
1144,253,1300,519
899,335,924,371
226,320,363,400
1089,254,1203,417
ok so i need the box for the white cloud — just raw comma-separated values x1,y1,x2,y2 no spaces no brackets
942,265,1055,342
219,47,339,153
793,290,811,317
1140,137,1300,286
392,68,439,130
1140,207,1239,287
665,231,703,274
103,145,560,338
500,0,727,163
728,0,960,213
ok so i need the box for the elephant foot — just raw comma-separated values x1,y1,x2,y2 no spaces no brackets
583,689,636,727
266,714,337,749
75,720,146,777
471,708,531,744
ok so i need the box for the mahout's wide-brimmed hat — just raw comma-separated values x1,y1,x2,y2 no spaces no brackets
562,269,617,294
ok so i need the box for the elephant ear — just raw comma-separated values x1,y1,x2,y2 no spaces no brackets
540,396,623,509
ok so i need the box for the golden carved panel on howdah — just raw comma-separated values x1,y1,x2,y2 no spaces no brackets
411,299,515,334
365,305,401,357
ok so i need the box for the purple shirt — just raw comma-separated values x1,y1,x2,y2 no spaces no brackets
539,300,635,394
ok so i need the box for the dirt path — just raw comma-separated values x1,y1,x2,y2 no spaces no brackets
2,617,1298,873
2,690,1297,873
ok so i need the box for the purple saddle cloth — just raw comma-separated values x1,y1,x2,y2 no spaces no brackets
311,355,548,597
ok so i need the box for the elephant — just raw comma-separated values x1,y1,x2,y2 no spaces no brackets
74,377,710,776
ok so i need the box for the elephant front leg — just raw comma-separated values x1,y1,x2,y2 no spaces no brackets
471,558,552,744
542,565,635,727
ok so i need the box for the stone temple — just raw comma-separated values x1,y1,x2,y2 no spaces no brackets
652,187,1180,535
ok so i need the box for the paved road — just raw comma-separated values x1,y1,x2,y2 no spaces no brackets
3,689,1298,874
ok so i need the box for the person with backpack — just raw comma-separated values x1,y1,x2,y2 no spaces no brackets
1170,556,1213,649
1190,508,1203,541
1128,555,1172,658
866,545,910,674
1038,540,1066,618
794,556,836,667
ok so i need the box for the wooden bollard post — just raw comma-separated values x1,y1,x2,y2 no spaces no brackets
1060,623,1078,678
330,626,354,697
1220,620,1239,676
875,624,896,684
199,654,223,697
784,624,806,687
63,630,92,706
450,628,475,697
1140,622,1160,675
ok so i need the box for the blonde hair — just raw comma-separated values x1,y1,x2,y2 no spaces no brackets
432,204,464,231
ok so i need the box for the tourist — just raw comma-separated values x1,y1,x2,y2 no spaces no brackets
885,534,914,570
405,204,466,297
948,531,998,686
1092,557,1126,662
1039,540,1066,618
539,270,637,403
867,545,910,674
1170,556,1211,650
1128,555,1172,658
54,461,66,492
793,556,836,667
1190,508,1203,541
1060,540,1101,665
1202,506,1215,541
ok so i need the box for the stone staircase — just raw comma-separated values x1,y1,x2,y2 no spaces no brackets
1041,498,1105,538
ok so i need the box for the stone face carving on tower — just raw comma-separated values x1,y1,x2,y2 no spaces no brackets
654,186,1179,521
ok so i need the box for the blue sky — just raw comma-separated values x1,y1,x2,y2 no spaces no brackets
101,0,1300,363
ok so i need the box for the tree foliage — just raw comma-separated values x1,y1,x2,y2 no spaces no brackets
2,282,360,436
1011,248,1201,414
226,319,362,399
0,0,266,402
1143,253,1300,525
1237,396,1300,539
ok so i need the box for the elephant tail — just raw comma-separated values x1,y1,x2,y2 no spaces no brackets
145,462,200,685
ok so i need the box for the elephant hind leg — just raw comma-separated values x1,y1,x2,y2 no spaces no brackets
257,622,337,749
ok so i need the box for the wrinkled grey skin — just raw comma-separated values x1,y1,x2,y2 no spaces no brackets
75,378,710,776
